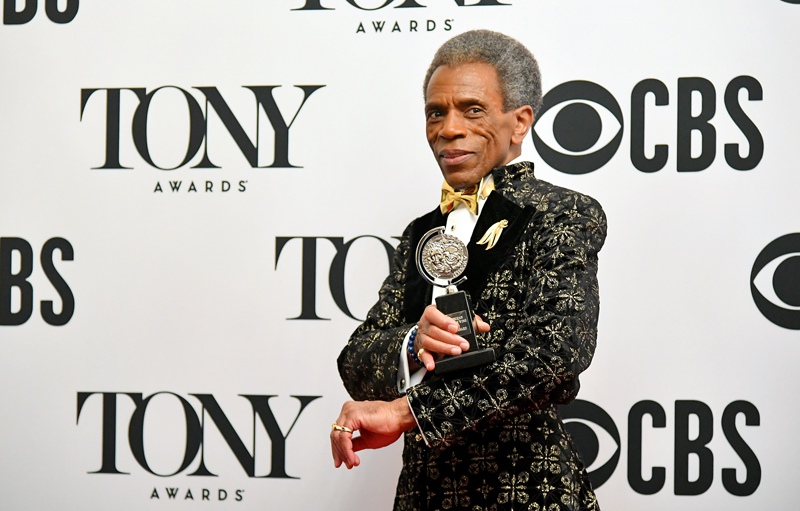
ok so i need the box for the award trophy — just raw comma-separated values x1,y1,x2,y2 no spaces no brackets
416,227,496,374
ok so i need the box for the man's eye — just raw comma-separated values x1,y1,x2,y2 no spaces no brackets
427,111,442,119
468,107,482,114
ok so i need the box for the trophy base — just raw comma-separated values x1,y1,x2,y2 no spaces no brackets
433,348,496,375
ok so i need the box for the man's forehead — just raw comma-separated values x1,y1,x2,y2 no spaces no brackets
425,62,503,103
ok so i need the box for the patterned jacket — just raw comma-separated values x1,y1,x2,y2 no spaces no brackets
338,161,607,511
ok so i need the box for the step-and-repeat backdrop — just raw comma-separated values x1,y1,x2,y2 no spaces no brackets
2,1,799,510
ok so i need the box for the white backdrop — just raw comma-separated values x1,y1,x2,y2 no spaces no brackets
1,1,799,510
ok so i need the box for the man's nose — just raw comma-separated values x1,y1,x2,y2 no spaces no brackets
440,112,466,138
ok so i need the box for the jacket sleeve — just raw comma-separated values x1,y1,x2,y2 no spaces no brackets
336,222,416,402
405,192,607,447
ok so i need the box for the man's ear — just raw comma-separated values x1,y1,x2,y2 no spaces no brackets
511,105,534,145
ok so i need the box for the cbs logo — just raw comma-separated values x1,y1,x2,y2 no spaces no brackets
751,233,800,330
560,399,760,496
533,77,763,174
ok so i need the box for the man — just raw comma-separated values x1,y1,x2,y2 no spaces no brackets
331,30,606,511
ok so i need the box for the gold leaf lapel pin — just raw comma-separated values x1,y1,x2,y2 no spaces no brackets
476,219,508,250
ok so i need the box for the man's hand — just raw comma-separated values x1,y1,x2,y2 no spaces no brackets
414,305,491,371
331,397,417,469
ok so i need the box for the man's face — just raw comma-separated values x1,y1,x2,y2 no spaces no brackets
425,62,532,190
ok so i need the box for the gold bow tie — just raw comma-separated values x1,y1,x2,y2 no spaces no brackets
440,180,494,215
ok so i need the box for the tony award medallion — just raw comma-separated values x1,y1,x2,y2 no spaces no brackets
416,227,496,374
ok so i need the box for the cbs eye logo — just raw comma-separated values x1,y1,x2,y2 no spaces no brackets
560,399,621,488
532,81,624,175
751,233,800,330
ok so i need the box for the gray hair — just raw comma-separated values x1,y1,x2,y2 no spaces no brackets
423,30,542,116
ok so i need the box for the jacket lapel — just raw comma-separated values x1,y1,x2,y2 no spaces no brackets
462,191,534,303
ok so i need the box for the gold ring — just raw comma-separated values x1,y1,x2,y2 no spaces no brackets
331,422,353,433
418,348,426,358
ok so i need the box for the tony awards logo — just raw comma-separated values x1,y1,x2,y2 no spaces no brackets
416,227,496,374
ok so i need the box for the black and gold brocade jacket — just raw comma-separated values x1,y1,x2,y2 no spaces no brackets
338,161,607,511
